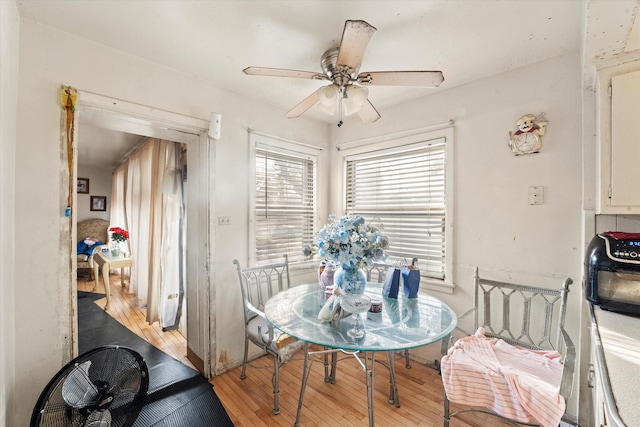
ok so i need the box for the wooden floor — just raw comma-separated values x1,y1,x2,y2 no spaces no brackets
78,272,195,369
79,272,509,427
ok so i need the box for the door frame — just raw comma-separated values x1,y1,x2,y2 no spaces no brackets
71,90,213,377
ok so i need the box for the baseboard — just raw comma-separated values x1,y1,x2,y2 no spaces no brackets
187,346,205,375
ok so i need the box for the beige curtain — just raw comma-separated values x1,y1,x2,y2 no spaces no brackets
110,138,185,327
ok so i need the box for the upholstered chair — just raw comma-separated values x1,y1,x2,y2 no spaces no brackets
77,218,110,280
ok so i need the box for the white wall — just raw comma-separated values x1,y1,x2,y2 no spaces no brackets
330,52,583,417
14,17,328,424
10,11,587,426
77,166,112,222
332,51,583,298
1,2,19,425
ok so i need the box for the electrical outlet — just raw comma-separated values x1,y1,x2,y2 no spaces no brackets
218,216,231,225
528,186,544,205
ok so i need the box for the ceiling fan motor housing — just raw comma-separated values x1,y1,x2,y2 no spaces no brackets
321,48,356,87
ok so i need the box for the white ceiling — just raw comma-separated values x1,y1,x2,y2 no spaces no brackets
77,126,146,171
15,0,640,169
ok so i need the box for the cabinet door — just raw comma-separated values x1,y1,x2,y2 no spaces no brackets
610,69,640,208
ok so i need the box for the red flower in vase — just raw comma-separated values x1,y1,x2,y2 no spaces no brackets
109,227,129,243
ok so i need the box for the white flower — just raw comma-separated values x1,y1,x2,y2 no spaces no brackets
306,214,387,269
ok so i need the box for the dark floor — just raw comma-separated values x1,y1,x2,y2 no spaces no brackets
77,292,234,426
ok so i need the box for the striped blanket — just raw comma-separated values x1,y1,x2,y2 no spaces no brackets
441,327,565,427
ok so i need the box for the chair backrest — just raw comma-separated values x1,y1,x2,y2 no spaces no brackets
78,218,110,244
233,255,291,321
363,259,419,284
363,262,394,283
471,266,573,351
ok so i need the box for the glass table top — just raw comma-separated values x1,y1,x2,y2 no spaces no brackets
264,283,457,352
97,249,131,261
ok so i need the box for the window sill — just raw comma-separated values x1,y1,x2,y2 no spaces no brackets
421,279,456,295
290,262,456,294
289,260,318,271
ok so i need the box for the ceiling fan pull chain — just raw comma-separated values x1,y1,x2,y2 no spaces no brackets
337,86,344,127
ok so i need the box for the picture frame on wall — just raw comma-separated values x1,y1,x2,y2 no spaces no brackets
90,196,106,211
77,178,90,194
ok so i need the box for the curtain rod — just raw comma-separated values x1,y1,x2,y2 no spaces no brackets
335,119,454,151
248,128,326,151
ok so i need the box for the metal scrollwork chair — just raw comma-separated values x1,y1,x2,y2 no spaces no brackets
233,255,301,415
440,266,575,427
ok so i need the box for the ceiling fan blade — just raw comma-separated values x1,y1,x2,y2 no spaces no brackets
357,99,381,123
285,89,322,119
243,67,328,80
336,20,377,75
357,71,444,87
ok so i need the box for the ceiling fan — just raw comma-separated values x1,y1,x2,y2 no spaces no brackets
243,20,444,126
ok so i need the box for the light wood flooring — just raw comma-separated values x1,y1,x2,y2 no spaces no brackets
79,272,508,427
78,272,195,369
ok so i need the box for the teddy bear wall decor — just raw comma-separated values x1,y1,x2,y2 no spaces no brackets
508,112,548,156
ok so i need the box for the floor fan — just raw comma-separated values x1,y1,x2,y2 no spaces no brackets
31,346,149,427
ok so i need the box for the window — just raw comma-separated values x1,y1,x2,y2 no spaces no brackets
252,133,317,265
343,128,453,282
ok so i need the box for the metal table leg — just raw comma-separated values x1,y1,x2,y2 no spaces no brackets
295,343,313,427
298,348,400,427
296,345,342,426
387,351,400,407
322,347,338,383
363,351,375,427
323,348,330,382
330,350,338,384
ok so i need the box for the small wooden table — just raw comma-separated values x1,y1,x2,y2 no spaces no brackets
92,251,133,310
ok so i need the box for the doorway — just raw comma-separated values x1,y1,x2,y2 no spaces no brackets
71,91,213,377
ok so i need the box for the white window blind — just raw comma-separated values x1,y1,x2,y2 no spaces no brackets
255,147,316,264
346,141,446,279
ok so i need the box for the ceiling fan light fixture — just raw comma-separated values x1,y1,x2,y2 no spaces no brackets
319,85,338,107
339,84,368,117
342,98,359,117
346,84,369,108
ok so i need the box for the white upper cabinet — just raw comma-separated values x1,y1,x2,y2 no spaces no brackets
598,63,640,214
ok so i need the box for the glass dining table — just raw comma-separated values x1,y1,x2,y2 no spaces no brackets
264,282,457,427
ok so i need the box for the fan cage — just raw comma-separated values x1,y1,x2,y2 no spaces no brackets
31,346,149,427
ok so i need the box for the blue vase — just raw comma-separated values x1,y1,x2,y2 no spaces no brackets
334,265,367,295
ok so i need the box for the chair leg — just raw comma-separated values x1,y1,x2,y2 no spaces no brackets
240,336,249,380
272,353,280,415
443,392,450,427
404,349,411,368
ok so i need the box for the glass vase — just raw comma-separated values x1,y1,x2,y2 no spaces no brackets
110,241,121,257
334,264,367,295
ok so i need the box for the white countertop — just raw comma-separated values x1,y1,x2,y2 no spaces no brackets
594,306,640,426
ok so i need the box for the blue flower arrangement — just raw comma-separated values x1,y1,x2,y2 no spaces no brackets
304,214,388,269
